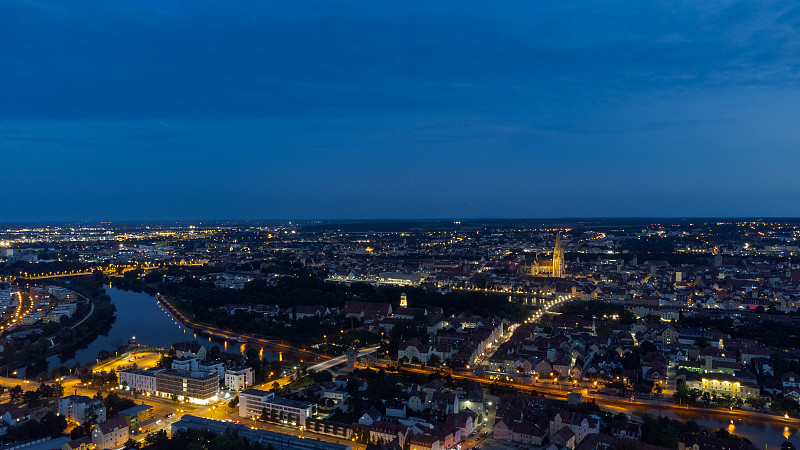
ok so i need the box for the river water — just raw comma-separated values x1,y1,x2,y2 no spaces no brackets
633,405,799,449
46,285,276,367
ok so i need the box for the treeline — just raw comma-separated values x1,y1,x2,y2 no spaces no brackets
162,275,531,322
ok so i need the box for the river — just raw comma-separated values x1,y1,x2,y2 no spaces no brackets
47,285,276,367
597,391,799,448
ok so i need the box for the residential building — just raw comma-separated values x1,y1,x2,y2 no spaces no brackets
172,415,351,450
57,395,107,425
155,369,219,404
91,416,129,450
225,367,255,391
239,389,314,427
119,368,161,394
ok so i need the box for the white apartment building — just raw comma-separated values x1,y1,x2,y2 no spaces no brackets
58,395,107,425
239,389,314,427
225,367,255,391
119,368,161,394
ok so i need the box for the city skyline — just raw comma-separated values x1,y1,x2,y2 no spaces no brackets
2,1,800,221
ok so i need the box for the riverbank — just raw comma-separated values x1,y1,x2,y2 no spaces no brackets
157,294,327,362
1,277,117,376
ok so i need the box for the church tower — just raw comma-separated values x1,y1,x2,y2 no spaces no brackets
400,292,408,308
552,232,564,278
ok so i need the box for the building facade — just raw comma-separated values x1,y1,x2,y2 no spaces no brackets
155,370,219,404
225,367,255,391
238,389,314,427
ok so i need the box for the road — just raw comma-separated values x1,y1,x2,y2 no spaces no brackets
93,350,163,374
383,363,800,430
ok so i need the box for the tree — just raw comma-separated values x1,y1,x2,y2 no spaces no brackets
144,430,168,447
70,426,87,439
208,345,221,360
9,385,23,402
428,354,441,367
104,392,136,416
123,438,141,449
23,390,42,407
782,441,797,450
229,396,239,408
145,429,168,445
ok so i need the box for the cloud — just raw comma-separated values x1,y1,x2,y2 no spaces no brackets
1,0,799,121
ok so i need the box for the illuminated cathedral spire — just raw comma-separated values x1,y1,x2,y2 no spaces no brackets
553,232,564,278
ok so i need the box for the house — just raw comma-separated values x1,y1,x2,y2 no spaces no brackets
0,403,31,428
549,411,600,445
658,325,679,345
358,407,382,426
321,389,349,405
446,410,477,438
62,436,94,450
421,379,445,398
782,371,800,397
173,341,207,360
493,419,513,441
430,392,459,414
610,419,641,440
385,402,406,419
551,426,576,449
407,391,427,412
360,421,409,448
398,340,430,364
92,416,129,450
511,422,546,446
408,434,442,450
534,359,553,376
293,305,330,319
344,301,392,320
552,355,572,377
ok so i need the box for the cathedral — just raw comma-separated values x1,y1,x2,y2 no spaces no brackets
526,232,565,277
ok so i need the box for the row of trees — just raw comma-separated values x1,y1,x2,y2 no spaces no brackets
7,382,65,406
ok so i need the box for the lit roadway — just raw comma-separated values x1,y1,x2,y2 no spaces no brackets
0,291,33,335
378,363,799,431
92,350,163,374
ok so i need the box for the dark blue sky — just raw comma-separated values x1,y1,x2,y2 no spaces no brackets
2,1,799,221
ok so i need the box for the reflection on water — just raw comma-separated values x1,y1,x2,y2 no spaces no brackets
636,406,799,448
47,286,276,367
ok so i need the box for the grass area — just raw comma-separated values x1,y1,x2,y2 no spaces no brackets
282,374,315,390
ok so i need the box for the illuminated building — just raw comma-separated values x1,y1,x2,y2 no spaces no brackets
528,232,565,277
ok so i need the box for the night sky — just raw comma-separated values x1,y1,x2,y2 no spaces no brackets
2,1,799,221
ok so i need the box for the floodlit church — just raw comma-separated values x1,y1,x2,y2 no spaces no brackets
526,232,565,277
